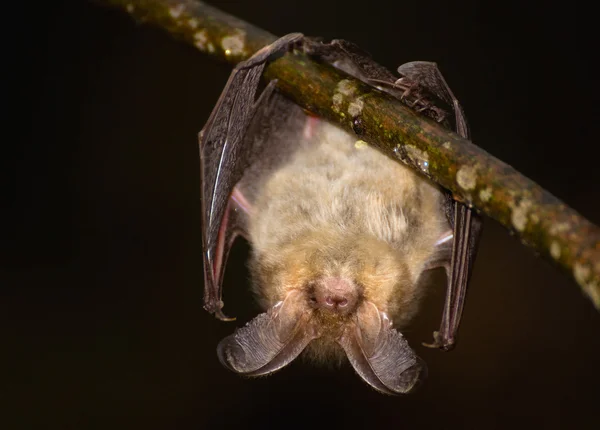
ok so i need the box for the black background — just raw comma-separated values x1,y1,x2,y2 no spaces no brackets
4,0,600,428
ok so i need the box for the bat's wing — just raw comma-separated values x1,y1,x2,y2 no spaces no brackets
302,38,397,83
429,194,482,350
397,62,484,350
200,33,303,320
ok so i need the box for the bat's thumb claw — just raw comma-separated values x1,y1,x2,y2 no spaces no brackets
203,300,236,321
421,341,439,349
215,309,236,322
422,331,455,351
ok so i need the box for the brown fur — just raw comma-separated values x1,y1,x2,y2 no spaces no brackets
248,119,448,363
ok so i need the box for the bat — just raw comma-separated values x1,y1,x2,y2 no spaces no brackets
199,33,482,394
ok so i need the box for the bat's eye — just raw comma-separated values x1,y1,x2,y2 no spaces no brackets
306,282,319,306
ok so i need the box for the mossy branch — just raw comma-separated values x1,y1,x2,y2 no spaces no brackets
96,0,600,309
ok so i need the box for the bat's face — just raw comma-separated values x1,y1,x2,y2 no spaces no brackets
255,230,420,366
255,229,412,321
218,227,427,393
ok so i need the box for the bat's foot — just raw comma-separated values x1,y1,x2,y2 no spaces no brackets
422,331,455,351
393,77,416,99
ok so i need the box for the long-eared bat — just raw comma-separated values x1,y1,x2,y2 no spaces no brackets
199,33,482,394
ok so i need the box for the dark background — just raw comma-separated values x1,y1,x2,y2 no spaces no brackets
3,0,599,428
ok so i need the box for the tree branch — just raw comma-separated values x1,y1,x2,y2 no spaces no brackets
96,0,600,309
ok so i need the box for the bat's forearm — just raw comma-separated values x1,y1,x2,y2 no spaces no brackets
96,0,600,309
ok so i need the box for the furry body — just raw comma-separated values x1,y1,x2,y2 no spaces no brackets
248,119,448,362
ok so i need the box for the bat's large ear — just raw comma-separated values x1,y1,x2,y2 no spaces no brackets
338,302,426,394
217,291,318,376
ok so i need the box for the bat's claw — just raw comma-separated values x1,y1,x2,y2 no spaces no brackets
204,300,237,322
393,77,417,100
215,309,236,322
422,331,455,351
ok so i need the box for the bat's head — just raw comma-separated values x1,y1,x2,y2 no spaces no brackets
217,231,426,394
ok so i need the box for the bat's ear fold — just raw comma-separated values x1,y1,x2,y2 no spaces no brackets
338,302,426,394
217,291,318,376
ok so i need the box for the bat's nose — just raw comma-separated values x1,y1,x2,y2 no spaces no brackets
324,295,349,307
313,277,358,314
